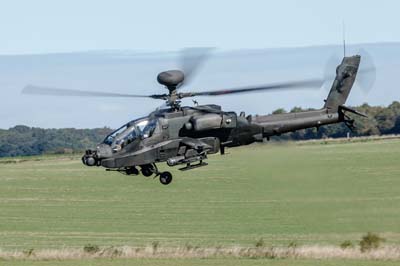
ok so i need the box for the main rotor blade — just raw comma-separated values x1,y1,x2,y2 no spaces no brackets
179,78,324,98
22,85,165,99
178,47,214,88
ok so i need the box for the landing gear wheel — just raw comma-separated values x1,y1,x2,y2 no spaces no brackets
126,167,139,175
141,164,155,177
159,172,173,185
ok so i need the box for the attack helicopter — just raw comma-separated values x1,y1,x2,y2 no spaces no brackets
23,49,369,185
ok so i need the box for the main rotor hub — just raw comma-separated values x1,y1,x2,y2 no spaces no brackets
157,70,184,88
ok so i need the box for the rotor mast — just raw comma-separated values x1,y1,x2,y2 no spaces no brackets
157,69,185,108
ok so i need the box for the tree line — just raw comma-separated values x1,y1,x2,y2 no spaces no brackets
279,101,400,140
0,127,112,157
0,101,399,157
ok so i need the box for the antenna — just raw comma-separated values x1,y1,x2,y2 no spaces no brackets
342,21,346,57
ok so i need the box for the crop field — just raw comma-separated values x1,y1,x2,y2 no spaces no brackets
0,138,399,266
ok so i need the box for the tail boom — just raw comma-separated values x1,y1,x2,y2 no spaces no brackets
253,109,339,137
251,55,361,137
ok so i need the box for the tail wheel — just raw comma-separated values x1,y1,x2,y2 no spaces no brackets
159,172,173,185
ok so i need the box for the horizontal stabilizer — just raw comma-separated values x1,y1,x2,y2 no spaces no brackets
339,105,368,118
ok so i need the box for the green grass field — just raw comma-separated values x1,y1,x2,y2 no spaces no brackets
0,138,399,265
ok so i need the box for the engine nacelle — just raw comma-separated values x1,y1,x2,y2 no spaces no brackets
191,114,222,131
189,113,237,131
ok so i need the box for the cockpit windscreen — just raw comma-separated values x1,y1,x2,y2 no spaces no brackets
103,117,157,152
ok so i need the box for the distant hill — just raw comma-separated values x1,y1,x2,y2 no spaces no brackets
0,126,112,157
0,102,399,157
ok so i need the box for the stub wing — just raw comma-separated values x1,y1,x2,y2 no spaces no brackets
100,137,220,169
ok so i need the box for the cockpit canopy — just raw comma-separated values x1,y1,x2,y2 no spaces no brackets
103,117,157,152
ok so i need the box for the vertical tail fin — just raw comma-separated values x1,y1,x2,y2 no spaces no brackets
324,55,361,112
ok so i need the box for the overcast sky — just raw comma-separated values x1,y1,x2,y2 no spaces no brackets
0,1,399,129
0,0,399,55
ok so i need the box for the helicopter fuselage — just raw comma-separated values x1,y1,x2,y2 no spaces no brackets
82,104,341,170
81,54,362,185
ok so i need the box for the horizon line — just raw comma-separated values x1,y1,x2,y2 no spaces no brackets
0,41,399,58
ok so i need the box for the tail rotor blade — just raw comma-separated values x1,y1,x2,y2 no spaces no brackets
322,49,376,94
322,53,341,91
357,48,376,94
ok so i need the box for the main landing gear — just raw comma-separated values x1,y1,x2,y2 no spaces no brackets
142,164,172,185
140,164,154,177
138,164,174,185
108,164,173,185
159,171,173,185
